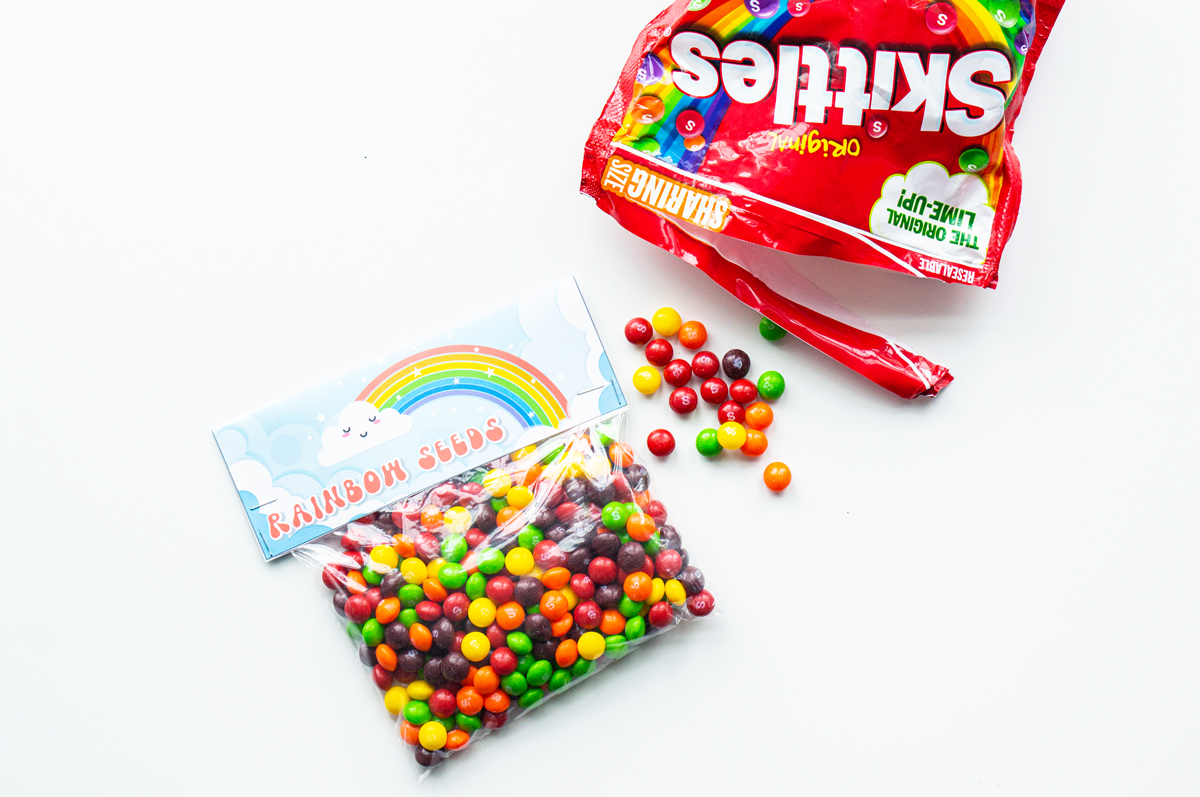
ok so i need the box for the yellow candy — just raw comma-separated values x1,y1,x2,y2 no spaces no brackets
505,547,534,576
427,558,446,584
664,578,687,605
632,366,662,395
512,444,538,463
560,585,579,610
400,557,427,586
652,307,682,337
582,455,610,480
419,721,447,751
648,577,666,604
482,468,511,497
406,680,434,701
369,545,399,570
461,631,491,662
383,686,410,715
443,506,471,534
717,421,748,450
577,631,606,661
507,485,534,509
468,598,497,627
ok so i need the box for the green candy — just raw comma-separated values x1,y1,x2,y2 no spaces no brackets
476,547,505,575
759,316,787,341
398,584,425,608
501,672,529,696
539,445,565,466
403,701,432,725
464,572,488,601
624,615,646,640
629,138,661,156
437,562,468,589
696,428,722,456
988,0,1021,27
517,525,543,550
398,608,418,628
440,535,468,563
361,618,384,646
456,712,482,732
517,688,544,709
598,430,615,448
601,501,630,530
346,622,363,642
624,502,638,517
548,669,572,692
642,534,662,557
617,529,632,545
605,634,629,657
757,370,785,400
959,146,989,174
506,632,533,655
618,596,644,618
435,716,455,732
526,660,553,687
361,566,383,585
570,658,593,678
516,654,535,675
467,470,486,485
490,496,508,512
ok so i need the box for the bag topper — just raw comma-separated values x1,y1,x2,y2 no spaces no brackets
582,0,1063,398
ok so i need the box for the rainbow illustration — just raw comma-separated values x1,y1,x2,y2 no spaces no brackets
619,0,1032,201
358,345,571,429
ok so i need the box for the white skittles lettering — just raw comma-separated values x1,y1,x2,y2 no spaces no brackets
669,32,1012,136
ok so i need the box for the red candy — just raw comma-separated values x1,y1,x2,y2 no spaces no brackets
569,573,595,600
486,622,507,650
654,549,683,580
690,350,720,379
465,528,487,548
588,557,617,585
624,317,653,345
729,379,757,404
344,594,372,624
648,600,674,628
662,359,692,387
430,689,458,718
574,600,602,629
372,665,393,690
490,646,517,676
363,587,383,610
646,429,675,457
644,338,673,366
533,540,567,570
686,590,716,617
668,386,698,414
700,377,728,405
321,564,346,590
486,576,514,604
555,502,580,523
443,592,470,622
415,600,443,622
717,401,745,425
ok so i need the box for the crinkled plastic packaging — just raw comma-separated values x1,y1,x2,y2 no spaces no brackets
295,417,715,778
583,0,1063,398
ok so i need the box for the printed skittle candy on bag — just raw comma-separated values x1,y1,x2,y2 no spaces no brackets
582,0,1064,398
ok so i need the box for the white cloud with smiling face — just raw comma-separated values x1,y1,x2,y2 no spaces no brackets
317,401,412,467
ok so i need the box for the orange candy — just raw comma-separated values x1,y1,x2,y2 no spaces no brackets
400,720,421,745
345,571,368,595
608,442,635,468
409,623,432,651
421,505,443,529
764,461,792,492
677,320,707,349
633,491,653,509
555,639,579,668
423,579,448,602
541,567,571,590
375,596,401,624
445,730,470,751
375,643,397,671
626,513,656,542
522,463,543,486
623,572,653,602
744,401,774,430
550,613,574,637
599,609,626,635
456,686,484,715
483,690,511,713
539,591,569,621
465,665,478,686
392,534,416,558
741,428,768,456
496,506,521,527
472,666,499,695
496,601,526,631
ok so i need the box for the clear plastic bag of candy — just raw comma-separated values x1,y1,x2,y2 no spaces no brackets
294,416,715,777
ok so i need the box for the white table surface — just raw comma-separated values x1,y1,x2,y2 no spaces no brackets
2,1,1197,794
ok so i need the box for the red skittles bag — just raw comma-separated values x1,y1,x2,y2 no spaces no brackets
582,0,1063,398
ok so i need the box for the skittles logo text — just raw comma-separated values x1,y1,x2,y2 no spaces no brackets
670,31,1011,136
